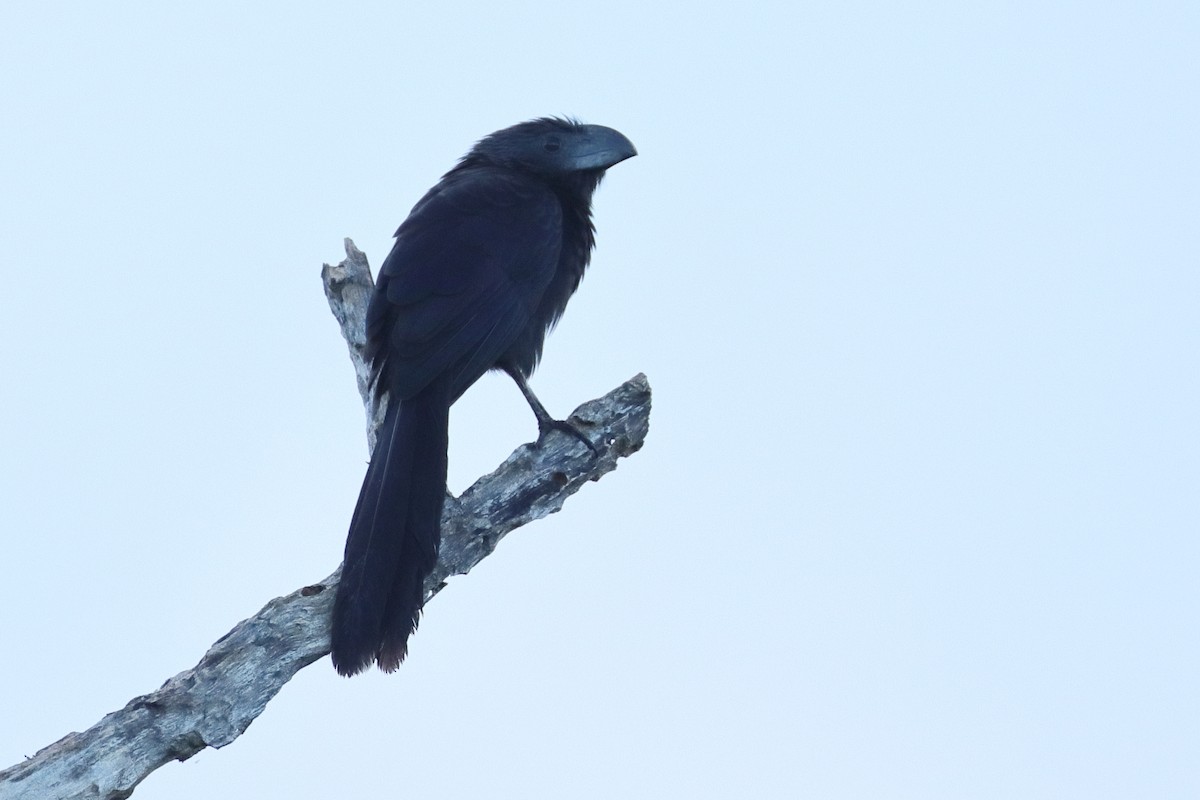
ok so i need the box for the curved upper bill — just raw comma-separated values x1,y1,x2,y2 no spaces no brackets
565,125,638,171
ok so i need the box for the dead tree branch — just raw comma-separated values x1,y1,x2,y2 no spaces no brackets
0,239,651,800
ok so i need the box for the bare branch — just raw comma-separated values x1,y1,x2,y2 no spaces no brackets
320,238,384,451
0,241,651,800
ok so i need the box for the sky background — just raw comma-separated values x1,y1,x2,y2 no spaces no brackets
1,2,1197,798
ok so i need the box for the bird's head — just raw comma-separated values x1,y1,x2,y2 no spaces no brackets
465,117,637,178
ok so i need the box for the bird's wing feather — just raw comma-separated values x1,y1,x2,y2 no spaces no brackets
367,169,562,400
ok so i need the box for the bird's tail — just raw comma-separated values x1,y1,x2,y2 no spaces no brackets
331,382,450,676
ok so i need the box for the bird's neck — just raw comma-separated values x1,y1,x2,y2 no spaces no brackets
552,171,602,256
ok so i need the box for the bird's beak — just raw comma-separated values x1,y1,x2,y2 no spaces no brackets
567,125,638,171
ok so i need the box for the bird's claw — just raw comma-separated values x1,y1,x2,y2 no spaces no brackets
537,417,600,456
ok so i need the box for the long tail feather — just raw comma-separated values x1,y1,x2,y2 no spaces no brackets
331,383,450,676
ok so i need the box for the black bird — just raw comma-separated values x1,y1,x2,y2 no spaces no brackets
331,118,636,675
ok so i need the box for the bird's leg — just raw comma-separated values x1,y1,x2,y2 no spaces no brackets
502,365,599,455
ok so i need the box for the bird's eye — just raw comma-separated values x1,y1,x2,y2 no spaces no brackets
543,137,561,153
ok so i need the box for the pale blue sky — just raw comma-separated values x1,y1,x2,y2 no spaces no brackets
1,2,1197,797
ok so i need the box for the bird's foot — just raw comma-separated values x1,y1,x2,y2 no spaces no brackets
536,415,600,456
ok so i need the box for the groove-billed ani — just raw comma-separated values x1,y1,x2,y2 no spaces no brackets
331,118,636,676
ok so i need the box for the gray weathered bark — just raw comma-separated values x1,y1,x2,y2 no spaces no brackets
0,240,651,800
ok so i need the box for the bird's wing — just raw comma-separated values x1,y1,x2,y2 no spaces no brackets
367,168,562,401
